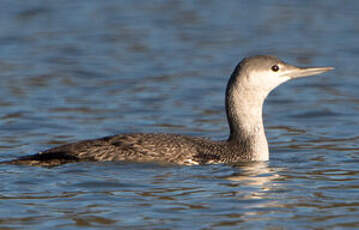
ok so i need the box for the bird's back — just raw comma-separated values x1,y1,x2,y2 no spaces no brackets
6,133,245,166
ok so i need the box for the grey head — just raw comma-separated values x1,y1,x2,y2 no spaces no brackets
228,55,334,100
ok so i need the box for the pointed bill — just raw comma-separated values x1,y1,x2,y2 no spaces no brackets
281,66,334,79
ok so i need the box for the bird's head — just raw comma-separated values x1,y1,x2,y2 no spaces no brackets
231,55,333,98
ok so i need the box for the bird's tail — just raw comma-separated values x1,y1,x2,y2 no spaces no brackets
0,155,36,166
0,153,80,167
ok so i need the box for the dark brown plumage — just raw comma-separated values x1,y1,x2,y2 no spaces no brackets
6,133,252,166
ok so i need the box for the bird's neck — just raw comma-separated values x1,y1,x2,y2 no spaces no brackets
225,79,269,161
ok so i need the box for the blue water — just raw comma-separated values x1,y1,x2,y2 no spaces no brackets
0,1,358,229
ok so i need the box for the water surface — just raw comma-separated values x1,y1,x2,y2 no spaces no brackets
0,1,358,229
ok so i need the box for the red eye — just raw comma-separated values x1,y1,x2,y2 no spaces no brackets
271,65,280,72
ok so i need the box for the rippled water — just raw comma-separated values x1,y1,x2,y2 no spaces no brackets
0,0,358,229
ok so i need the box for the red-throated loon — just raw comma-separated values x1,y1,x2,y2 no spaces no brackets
3,55,333,166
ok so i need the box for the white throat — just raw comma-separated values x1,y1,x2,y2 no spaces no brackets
230,90,269,160
226,77,270,161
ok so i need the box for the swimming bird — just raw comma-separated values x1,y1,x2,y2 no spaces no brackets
3,55,333,166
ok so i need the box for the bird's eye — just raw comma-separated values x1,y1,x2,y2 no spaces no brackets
271,65,280,72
